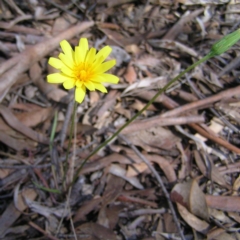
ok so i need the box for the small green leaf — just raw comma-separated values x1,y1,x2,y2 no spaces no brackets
32,181,61,194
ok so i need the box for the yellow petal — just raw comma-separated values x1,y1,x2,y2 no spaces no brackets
95,59,116,73
48,57,63,69
93,82,107,93
59,53,74,69
85,48,96,65
63,78,75,89
90,75,104,82
75,86,86,103
75,46,87,65
91,55,104,71
76,80,83,88
84,81,95,91
61,65,75,77
79,38,89,54
95,46,112,62
100,73,119,83
47,73,73,83
60,40,74,61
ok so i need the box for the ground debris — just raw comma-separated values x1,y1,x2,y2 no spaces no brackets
0,1,240,239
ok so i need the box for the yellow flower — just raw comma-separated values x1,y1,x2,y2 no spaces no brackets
47,38,119,103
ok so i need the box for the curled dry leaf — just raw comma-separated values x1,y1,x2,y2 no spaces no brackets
0,130,31,151
0,188,37,237
194,150,231,189
148,154,177,183
176,203,210,234
122,125,180,151
52,15,77,36
126,162,148,177
76,222,118,240
108,164,144,189
98,175,125,228
207,228,236,240
0,105,48,144
73,197,102,223
233,175,240,195
25,198,69,219
15,106,52,127
171,179,209,221
124,62,137,84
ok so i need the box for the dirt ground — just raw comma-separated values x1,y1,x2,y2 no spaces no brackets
0,0,240,239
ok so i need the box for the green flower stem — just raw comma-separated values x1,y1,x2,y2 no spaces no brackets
50,111,58,152
70,53,212,186
50,110,58,189
63,100,78,188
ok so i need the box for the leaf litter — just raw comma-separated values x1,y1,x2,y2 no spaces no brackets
0,1,240,240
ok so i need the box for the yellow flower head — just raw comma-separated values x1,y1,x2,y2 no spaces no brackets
47,38,119,103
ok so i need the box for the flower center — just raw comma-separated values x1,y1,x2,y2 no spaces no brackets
79,70,87,80
74,63,93,82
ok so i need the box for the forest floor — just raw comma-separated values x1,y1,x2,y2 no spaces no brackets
0,0,240,239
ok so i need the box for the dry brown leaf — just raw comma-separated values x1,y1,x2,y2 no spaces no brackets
73,197,102,223
105,204,125,230
0,105,48,144
189,180,209,221
194,150,231,189
0,188,37,237
15,107,52,127
0,169,11,179
98,175,125,228
125,44,141,54
52,15,77,36
89,91,100,105
171,179,209,221
148,155,177,183
115,106,132,119
126,162,148,177
99,27,140,47
208,208,234,225
207,229,236,240
76,222,118,240
205,195,240,212
135,54,161,68
0,131,33,151
122,125,180,151
176,203,210,234
124,62,137,84
233,175,240,195
102,174,126,206
0,115,38,150
177,142,190,179
130,99,158,112
109,164,144,189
